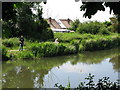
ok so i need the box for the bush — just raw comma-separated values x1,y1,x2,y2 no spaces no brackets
2,46,9,61
81,35,120,51
16,51,34,59
29,42,76,58
99,27,111,35
103,21,112,27
70,39,80,53
2,46,7,56
54,33,94,43
77,21,110,35
2,38,19,48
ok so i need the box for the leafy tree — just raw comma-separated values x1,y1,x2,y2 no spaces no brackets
103,21,112,27
80,2,120,19
76,21,110,35
2,2,18,38
2,2,54,41
80,2,120,33
69,19,80,31
109,15,120,33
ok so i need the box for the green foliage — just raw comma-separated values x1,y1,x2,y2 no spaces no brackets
2,38,19,48
80,2,105,19
76,21,110,35
2,2,17,22
55,73,120,90
70,39,80,53
54,33,94,43
80,2,120,19
2,46,7,56
2,46,9,61
110,15,120,33
99,27,111,35
16,3,54,41
2,2,54,41
4,33,120,59
54,33,120,52
14,41,70,59
69,19,80,31
82,35,120,51
28,42,76,58
107,25,114,32
15,51,34,59
2,20,18,38
103,21,112,27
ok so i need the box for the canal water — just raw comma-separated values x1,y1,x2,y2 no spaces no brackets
2,48,120,88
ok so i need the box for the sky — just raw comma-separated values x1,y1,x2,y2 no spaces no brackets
40,0,114,22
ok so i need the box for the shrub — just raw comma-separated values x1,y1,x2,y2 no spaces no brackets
103,21,112,27
2,46,9,61
99,27,111,35
70,39,80,53
2,38,19,48
81,35,120,51
15,51,34,59
29,42,76,58
77,21,109,35
69,19,80,31
2,45,7,56
54,33,94,43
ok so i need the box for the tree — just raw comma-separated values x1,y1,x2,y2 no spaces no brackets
70,19,80,31
80,2,120,19
2,2,18,38
80,2,120,33
2,2,54,41
109,15,119,33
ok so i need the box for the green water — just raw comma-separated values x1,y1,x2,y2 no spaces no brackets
2,48,120,88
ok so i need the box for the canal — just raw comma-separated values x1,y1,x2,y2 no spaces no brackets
2,48,120,88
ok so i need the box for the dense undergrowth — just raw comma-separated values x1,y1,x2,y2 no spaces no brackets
76,21,111,35
2,33,120,60
2,19,120,60
15,42,76,59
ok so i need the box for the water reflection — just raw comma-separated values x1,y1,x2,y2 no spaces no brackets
2,48,120,88
109,55,120,72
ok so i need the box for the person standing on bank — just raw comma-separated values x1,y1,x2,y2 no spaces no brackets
19,35,24,51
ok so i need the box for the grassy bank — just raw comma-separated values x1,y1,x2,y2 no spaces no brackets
15,42,76,59
2,33,120,60
55,33,120,51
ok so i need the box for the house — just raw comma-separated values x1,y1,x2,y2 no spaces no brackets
47,17,61,29
59,18,72,29
47,17,74,33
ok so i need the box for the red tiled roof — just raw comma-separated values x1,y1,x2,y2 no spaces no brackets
47,19,61,29
59,19,72,28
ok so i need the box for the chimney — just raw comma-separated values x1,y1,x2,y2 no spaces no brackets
68,18,70,24
49,17,51,23
43,2,47,4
